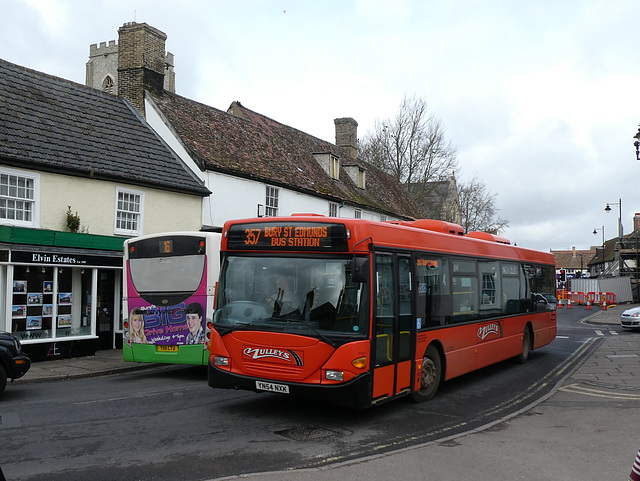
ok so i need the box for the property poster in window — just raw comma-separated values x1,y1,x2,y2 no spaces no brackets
57,314,71,328
27,316,41,330
59,293,72,304
27,293,43,305
12,305,26,318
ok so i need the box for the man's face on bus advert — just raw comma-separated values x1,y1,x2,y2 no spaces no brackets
186,311,201,334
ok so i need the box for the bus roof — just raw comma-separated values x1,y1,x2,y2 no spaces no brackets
221,215,554,265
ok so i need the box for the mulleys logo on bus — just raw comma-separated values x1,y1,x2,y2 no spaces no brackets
243,347,291,362
477,323,501,340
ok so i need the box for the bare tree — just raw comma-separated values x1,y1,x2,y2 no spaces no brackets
359,95,458,190
458,177,508,234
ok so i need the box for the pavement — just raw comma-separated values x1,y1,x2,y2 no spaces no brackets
12,304,640,481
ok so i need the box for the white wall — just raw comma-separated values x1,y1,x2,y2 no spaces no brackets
206,171,394,227
38,170,203,235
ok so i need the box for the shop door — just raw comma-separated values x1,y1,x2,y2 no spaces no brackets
97,269,116,350
372,253,414,402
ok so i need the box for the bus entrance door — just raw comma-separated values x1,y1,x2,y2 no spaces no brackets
372,254,413,403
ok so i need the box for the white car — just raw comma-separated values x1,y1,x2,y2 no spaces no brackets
620,306,640,329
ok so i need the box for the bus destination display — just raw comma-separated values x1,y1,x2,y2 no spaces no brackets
227,222,349,251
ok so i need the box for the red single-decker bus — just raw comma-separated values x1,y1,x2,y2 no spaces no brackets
208,215,556,409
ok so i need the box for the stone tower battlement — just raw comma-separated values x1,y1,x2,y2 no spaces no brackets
86,23,175,114
89,40,118,57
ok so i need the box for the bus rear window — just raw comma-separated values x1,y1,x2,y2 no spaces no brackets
129,256,205,294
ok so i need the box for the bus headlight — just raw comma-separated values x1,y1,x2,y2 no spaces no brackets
325,370,344,381
214,356,229,367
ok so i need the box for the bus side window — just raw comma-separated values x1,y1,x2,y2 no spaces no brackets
452,276,477,323
501,262,522,314
415,257,449,328
478,260,501,319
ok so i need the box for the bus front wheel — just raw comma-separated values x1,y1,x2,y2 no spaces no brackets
411,345,441,403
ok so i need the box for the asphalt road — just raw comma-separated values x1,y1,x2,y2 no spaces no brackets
0,307,620,481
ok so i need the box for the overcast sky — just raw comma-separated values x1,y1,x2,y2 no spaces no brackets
3,0,640,252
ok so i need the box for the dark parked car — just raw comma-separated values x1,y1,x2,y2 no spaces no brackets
0,332,31,395
533,293,557,311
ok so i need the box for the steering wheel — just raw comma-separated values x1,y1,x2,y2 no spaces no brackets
221,301,268,322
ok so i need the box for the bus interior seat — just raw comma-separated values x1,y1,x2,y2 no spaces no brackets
311,301,337,329
314,286,342,309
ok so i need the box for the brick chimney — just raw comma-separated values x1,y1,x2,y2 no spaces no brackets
117,22,167,116
334,118,358,160
634,213,640,233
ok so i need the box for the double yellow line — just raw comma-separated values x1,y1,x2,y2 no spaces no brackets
559,383,640,400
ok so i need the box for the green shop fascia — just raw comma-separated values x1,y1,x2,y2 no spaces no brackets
0,226,125,361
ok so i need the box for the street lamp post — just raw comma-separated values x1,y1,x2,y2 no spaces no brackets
594,226,605,277
605,199,623,275
604,198,623,240
578,253,584,278
634,125,640,161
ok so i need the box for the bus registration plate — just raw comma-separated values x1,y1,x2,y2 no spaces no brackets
157,345,178,352
256,381,289,394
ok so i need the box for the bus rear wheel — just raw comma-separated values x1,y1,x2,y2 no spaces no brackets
411,345,441,403
516,327,532,364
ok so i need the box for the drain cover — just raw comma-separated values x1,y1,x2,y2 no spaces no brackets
276,425,338,441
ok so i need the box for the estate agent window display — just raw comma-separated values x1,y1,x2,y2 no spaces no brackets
11,265,93,340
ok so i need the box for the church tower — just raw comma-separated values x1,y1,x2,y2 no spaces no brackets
86,23,175,107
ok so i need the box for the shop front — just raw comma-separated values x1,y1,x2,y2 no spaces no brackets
0,227,124,361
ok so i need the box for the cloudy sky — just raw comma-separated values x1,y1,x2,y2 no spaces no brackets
3,0,640,252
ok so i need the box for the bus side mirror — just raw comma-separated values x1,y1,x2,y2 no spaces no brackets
350,257,369,283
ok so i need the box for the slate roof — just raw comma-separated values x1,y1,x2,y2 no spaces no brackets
148,92,425,220
0,58,209,196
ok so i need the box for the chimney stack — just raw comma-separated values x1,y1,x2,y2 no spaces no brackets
117,22,167,116
334,118,358,160
634,213,640,233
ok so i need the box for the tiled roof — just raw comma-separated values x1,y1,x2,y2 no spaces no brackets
0,58,209,196
551,249,596,269
149,93,425,219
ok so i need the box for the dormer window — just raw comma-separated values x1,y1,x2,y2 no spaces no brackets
329,155,340,180
344,165,366,189
312,152,340,180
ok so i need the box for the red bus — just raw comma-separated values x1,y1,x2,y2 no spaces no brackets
207,215,556,409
